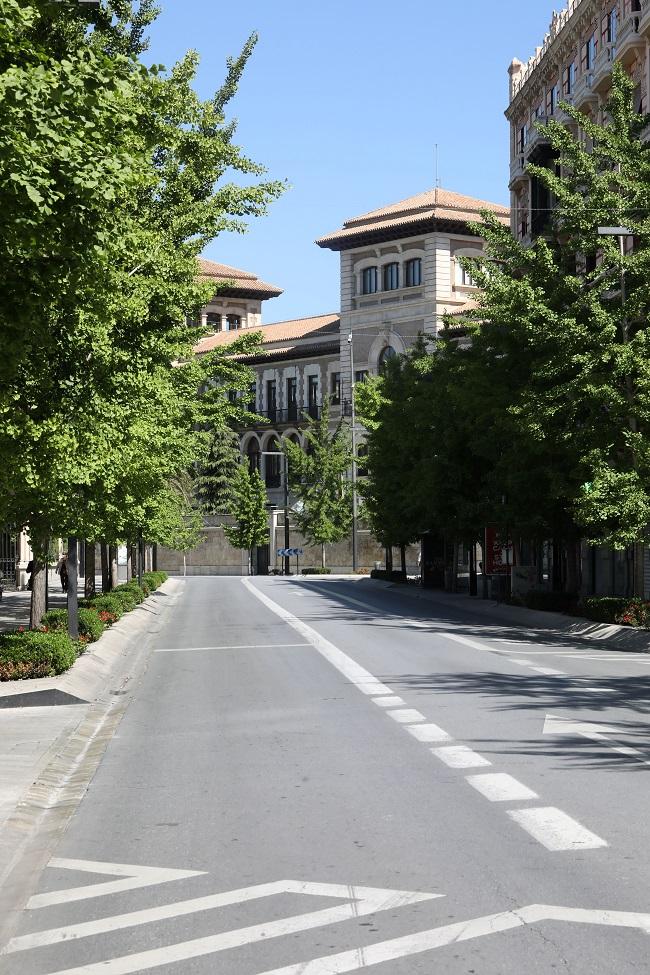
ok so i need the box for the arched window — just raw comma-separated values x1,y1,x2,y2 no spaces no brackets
246,438,260,473
378,345,397,372
361,267,378,295
383,262,399,291
405,258,422,287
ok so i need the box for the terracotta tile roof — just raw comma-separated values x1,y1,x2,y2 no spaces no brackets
316,187,510,249
196,258,283,298
194,313,340,355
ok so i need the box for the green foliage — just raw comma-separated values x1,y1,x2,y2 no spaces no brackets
85,594,125,620
283,399,353,567
41,607,105,641
196,427,241,514
224,465,268,570
0,630,80,681
143,570,167,589
580,596,650,627
0,2,283,557
301,567,332,575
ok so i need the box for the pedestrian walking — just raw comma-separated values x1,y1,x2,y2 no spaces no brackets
56,553,69,593
26,558,35,591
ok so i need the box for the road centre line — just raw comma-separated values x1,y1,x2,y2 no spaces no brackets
407,724,452,743
531,667,567,676
466,773,538,803
388,709,426,724
154,644,311,653
508,807,608,851
242,581,393,696
372,696,406,707
6,881,439,957
432,746,492,768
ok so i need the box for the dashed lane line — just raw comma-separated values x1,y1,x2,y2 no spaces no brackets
432,746,492,769
388,709,426,724
372,696,406,708
508,808,608,852
466,773,538,803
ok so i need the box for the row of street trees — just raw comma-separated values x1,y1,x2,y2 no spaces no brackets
0,0,283,624
357,66,650,595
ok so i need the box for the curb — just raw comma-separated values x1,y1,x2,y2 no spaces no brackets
361,579,650,653
0,579,184,707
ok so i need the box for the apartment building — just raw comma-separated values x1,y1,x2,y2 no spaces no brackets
506,0,650,241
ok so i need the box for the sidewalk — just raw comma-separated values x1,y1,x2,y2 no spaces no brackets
362,579,650,653
0,581,68,634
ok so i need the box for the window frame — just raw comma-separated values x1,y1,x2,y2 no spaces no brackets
405,257,422,288
383,262,400,291
361,266,378,295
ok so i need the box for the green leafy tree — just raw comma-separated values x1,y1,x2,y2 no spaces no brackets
224,464,268,575
0,1,282,621
196,428,241,515
283,399,353,568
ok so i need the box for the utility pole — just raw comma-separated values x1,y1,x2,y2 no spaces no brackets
67,537,79,640
348,333,358,573
283,453,290,577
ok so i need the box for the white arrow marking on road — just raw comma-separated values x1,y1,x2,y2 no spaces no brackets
543,714,650,766
27,859,207,910
17,883,441,973
253,905,650,974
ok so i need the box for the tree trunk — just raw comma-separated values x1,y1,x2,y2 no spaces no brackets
249,549,253,576
100,543,110,592
67,537,79,640
385,546,393,574
400,544,407,577
321,543,326,570
551,538,562,591
126,545,132,582
152,543,158,571
109,545,119,589
84,541,96,599
29,561,46,629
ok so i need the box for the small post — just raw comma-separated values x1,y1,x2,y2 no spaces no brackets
138,529,144,588
348,333,358,573
283,454,290,577
67,536,79,640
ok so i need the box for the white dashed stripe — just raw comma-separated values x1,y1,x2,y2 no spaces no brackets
406,724,452,743
432,747,492,769
508,808,608,851
388,709,426,724
466,774,538,803
372,696,406,708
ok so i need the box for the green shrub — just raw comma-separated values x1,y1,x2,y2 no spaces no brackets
523,590,579,613
0,630,80,681
143,571,167,589
114,582,145,604
581,596,650,627
370,569,407,583
301,567,332,575
86,595,125,621
41,608,105,642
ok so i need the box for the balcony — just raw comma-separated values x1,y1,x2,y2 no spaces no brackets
591,44,616,94
572,71,598,110
509,154,527,188
252,405,322,427
617,6,644,64
641,0,650,37
524,118,551,160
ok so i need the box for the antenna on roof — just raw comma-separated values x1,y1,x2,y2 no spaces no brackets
434,144,441,202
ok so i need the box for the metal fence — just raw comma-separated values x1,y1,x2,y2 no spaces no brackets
0,529,17,589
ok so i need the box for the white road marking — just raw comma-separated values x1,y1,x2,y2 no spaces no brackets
29,883,441,974
242,580,393,696
250,903,650,974
508,807,608,851
155,644,311,652
27,859,206,910
371,696,406,708
466,773,538,803
432,746,492,769
406,723,451,743
6,881,440,956
444,633,493,653
531,667,566,676
388,709,426,724
510,658,535,666
543,714,650,766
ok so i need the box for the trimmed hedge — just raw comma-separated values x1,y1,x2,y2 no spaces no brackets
370,569,407,583
0,631,80,681
83,594,125,622
581,596,650,627
41,608,106,643
301,567,332,575
144,570,168,589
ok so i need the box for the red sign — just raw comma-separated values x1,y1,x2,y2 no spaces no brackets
485,527,515,575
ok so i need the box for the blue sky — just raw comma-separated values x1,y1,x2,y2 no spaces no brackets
146,0,557,322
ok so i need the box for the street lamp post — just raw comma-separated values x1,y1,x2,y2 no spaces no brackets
348,333,358,573
261,451,290,576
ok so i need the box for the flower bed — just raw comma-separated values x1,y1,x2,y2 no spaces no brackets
1,571,169,681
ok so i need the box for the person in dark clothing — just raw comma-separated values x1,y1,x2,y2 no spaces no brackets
26,559,35,591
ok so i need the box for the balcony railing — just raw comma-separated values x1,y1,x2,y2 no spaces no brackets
253,405,322,425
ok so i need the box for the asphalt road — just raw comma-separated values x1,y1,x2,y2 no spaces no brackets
4,576,650,974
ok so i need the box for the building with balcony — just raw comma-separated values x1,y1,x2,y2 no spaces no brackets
506,0,650,243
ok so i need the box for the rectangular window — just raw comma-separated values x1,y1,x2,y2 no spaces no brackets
286,377,297,420
361,267,378,295
206,312,222,332
582,33,596,71
226,314,241,330
602,8,617,44
405,258,422,287
247,382,256,412
228,390,238,404
546,84,559,115
383,262,399,291
456,262,476,288
266,380,277,421
308,376,319,418
354,370,369,384
330,371,341,405
517,124,528,153
563,61,576,95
